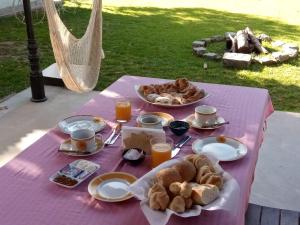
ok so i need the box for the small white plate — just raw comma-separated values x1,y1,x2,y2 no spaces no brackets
185,114,226,130
58,115,106,134
88,172,137,202
192,136,247,161
134,85,209,108
59,137,104,157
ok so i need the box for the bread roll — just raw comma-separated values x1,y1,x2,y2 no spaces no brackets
206,174,223,189
168,196,185,213
184,198,193,209
169,182,181,195
195,165,211,183
156,168,182,187
149,191,170,211
148,183,166,198
199,172,214,184
184,154,198,164
193,155,215,172
180,181,192,198
191,184,219,205
172,161,196,182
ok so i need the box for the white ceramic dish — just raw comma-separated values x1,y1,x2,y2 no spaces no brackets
136,112,174,127
49,159,100,189
192,136,247,161
58,115,106,134
59,137,104,157
185,114,226,130
88,172,137,202
134,85,209,108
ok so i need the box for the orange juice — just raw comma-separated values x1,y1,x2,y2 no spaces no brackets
151,143,172,168
115,100,131,122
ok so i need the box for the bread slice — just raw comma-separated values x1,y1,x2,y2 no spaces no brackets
191,184,219,205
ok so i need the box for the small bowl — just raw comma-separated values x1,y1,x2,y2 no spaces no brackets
122,148,146,165
169,121,190,136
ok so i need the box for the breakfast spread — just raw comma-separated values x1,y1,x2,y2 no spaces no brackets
138,78,205,105
147,154,224,213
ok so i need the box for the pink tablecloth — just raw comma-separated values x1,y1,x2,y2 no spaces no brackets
0,75,273,225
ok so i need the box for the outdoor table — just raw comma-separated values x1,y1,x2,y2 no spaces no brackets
0,75,273,225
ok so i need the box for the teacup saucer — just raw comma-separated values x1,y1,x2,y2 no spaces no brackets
59,137,104,157
185,114,226,130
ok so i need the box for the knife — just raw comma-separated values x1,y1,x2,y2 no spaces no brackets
171,135,192,158
201,121,230,128
104,123,121,145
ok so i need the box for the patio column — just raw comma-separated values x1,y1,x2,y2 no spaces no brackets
22,0,47,102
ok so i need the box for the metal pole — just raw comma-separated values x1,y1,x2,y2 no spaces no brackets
22,0,47,102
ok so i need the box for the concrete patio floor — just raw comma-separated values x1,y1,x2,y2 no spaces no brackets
0,86,299,212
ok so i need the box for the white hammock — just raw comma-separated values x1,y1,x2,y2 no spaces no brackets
43,0,104,92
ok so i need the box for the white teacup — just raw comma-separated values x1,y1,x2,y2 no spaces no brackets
71,128,96,152
139,114,162,129
194,105,217,125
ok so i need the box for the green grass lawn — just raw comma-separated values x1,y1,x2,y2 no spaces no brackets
0,1,299,111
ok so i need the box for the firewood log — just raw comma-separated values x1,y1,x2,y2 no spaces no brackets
236,30,249,53
245,27,268,54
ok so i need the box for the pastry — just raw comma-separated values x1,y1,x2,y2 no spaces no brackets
184,154,198,164
169,182,181,195
146,93,160,102
156,168,182,187
168,196,185,213
169,181,192,198
199,172,214,184
139,78,204,106
149,191,170,211
184,198,193,209
193,154,215,172
172,161,196,182
155,96,172,105
180,181,192,198
191,184,219,205
206,174,223,189
148,183,166,198
195,165,211,183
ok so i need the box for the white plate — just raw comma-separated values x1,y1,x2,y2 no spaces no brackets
59,137,104,157
185,114,226,130
134,85,209,108
88,172,137,202
192,136,247,161
58,115,106,134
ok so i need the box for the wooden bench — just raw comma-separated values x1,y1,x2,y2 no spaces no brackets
246,203,300,225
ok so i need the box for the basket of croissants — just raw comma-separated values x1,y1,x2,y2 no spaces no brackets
129,153,239,225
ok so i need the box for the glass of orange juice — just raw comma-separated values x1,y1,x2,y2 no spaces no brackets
150,137,173,168
115,98,131,122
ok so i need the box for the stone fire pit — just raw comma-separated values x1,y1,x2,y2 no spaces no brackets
192,27,299,69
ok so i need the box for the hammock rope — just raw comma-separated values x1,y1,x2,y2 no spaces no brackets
43,0,104,92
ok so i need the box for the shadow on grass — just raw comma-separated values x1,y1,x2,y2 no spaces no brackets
0,6,299,110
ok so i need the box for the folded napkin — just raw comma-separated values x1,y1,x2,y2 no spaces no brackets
129,154,240,225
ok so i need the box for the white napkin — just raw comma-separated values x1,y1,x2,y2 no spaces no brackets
129,154,240,225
